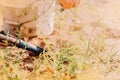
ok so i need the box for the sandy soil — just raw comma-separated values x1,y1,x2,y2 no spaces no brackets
0,0,120,80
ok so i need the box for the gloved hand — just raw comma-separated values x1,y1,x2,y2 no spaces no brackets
58,0,80,9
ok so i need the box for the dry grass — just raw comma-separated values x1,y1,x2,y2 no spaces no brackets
0,0,120,80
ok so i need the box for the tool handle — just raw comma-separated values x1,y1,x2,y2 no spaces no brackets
18,40,44,55
0,33,44,55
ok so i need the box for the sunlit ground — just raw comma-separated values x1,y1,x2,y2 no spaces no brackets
0,0,120,80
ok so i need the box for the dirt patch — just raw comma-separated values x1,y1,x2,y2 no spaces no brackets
0,0,120,80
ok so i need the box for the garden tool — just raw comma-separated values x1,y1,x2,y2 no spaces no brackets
0,33,44,55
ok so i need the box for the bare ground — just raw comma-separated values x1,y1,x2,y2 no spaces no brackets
0,0,120,80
